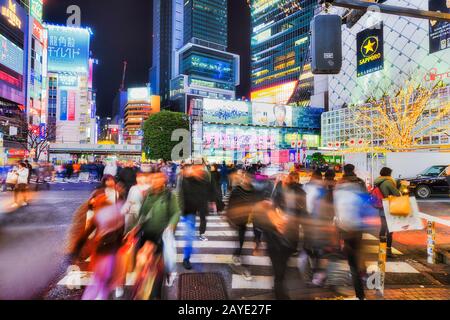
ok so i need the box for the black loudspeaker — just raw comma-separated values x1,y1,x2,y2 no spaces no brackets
311,14,342,74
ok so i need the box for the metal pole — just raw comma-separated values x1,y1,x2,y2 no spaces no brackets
427,221,436,264
326,0,450,22
377,241,386,297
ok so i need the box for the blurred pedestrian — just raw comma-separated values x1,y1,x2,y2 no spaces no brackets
118,161,137,198
121,172,151,233
137,172,181,298
266,172,306,299
334,164,368,300
12,162,29,208
218,161,229,197
374,167,401,258
179,162,212,270
226,170,259,269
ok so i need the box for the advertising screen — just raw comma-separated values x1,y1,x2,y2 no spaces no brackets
47,25,90,74
0,0,26,43
185,54,233,82
0,33,23,75
68,91,76,121
429,0,450,53
127,87,150,102
30,0,43,23
58,74,78,87
357,23,384,77
203,99,250,124
252,102,293,127
60,90,68,121
250,81,298,105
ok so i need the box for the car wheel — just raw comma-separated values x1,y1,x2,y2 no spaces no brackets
415,185,431,199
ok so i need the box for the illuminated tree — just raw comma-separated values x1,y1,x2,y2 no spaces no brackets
355,80,450,151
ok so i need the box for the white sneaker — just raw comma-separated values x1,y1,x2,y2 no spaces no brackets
115,287,124,298
199,234,208,241
21,202,28,207
166,272,177,287
232,255,242,266
242,269,253,281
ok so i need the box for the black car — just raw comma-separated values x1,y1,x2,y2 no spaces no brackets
404,165,450,199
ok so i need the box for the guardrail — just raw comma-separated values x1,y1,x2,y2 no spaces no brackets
417,212,450,264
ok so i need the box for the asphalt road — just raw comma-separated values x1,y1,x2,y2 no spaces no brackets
0,183,96,300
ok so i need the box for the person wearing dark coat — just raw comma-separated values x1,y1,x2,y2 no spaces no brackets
117,162,137,198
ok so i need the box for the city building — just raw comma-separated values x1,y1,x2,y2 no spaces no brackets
0,0,29,164
189,96,322,164
111,89,127,144
45,24,97,145
124,87,160,145
321,0,450,150
150,0,184,107
26,0,47,144
169,0,240,112
250,0,323,107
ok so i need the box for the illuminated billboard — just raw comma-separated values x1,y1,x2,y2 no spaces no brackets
0,33,23,75
47,25,90,74
357,24,384,77
183,53,233,82
429,0,450,53
252,102,293,127
203,99,250,124
127,87,150,103
30,0,43,23
250,81,297,104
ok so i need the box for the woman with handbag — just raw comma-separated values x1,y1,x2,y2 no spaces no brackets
374,167,402,258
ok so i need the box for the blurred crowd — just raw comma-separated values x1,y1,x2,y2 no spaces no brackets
0,154,406,300
60,156,404,300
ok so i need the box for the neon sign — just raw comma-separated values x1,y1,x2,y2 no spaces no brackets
1,0,22,30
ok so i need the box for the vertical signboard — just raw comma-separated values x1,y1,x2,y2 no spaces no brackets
60,90,68,121
68,91,76,121
429,0,450,53
357,23,384,77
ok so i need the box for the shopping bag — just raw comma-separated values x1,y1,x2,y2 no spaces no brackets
6,171,17,185
388,195,412,217
162,227,176,273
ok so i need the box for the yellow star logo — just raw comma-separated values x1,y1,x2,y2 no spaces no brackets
363,39,376,55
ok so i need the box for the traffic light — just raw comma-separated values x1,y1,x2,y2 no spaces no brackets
311,14,342,74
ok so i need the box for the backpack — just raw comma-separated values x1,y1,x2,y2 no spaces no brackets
370,186,384,209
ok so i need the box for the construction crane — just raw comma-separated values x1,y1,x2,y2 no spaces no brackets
120,60,128,91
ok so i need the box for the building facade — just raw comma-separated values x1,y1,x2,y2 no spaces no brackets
124,87,160,145
0,0,30,164
250,0,319,106
150,0,184,107
46,25,97,145
169,0,240,112
189,96,322,164
321,0,450,150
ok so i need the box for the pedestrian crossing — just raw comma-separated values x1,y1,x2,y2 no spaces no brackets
58,214,420,298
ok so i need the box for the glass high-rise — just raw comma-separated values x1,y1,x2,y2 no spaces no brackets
183,0,228,47
151,0,184,107
170,0,240,111
250,0,316,106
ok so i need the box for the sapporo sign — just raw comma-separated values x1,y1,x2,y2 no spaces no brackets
357,23,384,77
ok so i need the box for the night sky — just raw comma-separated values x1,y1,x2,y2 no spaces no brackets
44,0,251,118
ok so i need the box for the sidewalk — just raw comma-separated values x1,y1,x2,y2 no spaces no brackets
365,287,450,300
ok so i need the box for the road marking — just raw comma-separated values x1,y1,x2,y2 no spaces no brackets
364,245,403,255
232,275,273,290
176,240,265,249
58,271,136,287
175,230,254,237
362,233,378,241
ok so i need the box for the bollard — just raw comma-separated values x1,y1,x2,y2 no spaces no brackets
427,221,436,264
376,241,387,297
